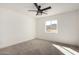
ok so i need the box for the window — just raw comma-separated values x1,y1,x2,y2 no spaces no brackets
45,20,58,33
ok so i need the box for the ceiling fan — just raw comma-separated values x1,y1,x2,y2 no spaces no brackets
28,3,52,16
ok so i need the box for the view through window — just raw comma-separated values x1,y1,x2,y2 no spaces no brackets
45,20,58,33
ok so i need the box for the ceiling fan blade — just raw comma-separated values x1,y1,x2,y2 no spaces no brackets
28,10,37,12
34,3,39,9
41,6,51,11
42,12,47,14
36,11,39,15
36,11,47,16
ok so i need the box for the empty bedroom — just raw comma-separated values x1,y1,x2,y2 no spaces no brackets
0,3,79,55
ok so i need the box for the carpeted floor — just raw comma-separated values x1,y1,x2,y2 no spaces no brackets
0,39,79,55
0,39,64,55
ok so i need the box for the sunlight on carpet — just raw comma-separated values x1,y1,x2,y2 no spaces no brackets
52,44,79,55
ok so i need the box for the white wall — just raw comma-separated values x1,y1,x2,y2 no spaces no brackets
0,8,36,48
0,7,79,48
36,10,79,46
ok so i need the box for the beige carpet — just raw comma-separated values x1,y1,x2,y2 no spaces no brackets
0,39,64,55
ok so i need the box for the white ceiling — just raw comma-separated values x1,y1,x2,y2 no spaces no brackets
0,3,79,18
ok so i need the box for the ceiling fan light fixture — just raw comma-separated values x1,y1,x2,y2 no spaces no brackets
28,3,52,16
